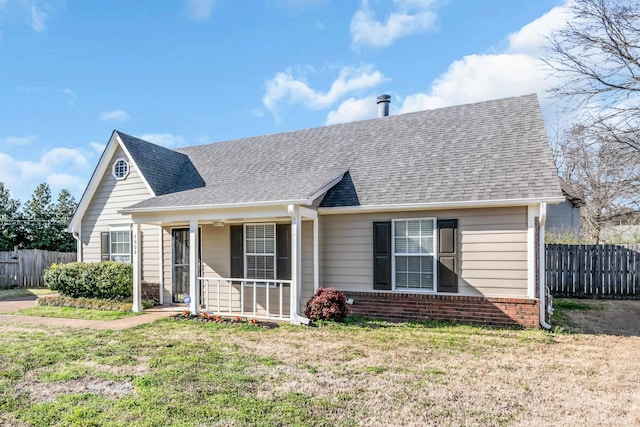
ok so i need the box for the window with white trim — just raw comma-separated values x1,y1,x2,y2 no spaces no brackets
393,218,436,290
110,228,131,263
245,224,275,280
112,158,129,180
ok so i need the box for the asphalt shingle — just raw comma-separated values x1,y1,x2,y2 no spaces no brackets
122,94,562,211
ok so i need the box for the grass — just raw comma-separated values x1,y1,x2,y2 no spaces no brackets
0,287,55,300
551,298,600,326
0,317,638,426
14,306,140,321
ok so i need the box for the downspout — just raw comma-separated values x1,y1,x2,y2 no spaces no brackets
538,202,552,330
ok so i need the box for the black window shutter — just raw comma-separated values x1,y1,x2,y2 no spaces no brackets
276,224,291,280
437,219,458,293
230,225,244,279
100,232,110,262
373,221,392,290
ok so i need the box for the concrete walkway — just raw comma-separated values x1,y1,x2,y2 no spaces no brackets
0,296,175,330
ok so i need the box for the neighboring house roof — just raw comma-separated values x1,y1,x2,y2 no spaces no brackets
559,180,586,208
120,94,562,213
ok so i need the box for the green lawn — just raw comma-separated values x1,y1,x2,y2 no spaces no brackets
0,288,55,300
14,306,140,321
1,317,638,426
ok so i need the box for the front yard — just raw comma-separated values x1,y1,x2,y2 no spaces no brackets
1,316,639,426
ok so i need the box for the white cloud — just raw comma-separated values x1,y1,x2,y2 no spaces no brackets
249,108,265,117
350,0,438,49
263,64,386,120
398,5,568,114
46,173,87,199
0,146,91,201
60,88,77,107
186,0,215,20
99,109,130,122
41,147,88,168
30,5,46,32
139,133,186,147
89,141,105,153
326,96,378,125
507,6,570,56
0,135,37,145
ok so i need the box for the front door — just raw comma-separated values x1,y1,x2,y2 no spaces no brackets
172,228,201,303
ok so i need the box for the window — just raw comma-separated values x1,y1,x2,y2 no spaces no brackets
393,219,436,290
110,228,131,262
112,158,129,180
245,224,275,280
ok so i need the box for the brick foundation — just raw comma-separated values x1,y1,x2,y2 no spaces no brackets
141,282,160,304
341,291,540,328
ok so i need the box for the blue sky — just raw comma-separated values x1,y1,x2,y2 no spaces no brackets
0,0,568,203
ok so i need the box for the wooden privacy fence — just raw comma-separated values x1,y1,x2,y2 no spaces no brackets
546,244,640,299
0,249,76,289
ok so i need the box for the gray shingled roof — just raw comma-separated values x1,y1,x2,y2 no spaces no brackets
122,94,562,211
117,132,203,196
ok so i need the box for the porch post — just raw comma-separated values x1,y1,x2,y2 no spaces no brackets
313,217,319,292
132,223,142,312
188,219,200,314
289,205,302,322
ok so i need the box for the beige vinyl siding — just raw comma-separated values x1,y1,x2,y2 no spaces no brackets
162,221,311,315
301,220,314,313
140,225,159,283
321,206,529,298
80,146,156,279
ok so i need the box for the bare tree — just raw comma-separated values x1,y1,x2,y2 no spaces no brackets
554,124,640,242
546,0,640,150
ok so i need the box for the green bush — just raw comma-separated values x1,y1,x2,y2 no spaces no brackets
44,262,133,300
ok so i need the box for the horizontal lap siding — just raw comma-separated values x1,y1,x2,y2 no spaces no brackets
141,225,159,283
80,146,154,273
321,207,528,298
301,221,314,312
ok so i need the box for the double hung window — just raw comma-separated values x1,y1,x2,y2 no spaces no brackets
245,224,275,280
393,219,436,290
110,228,131,263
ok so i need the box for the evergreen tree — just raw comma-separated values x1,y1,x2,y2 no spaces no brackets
52,189,78,252
22,183,56,250
0,183,22,250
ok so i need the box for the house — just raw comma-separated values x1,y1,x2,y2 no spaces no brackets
68,94,564,328
546,181,584,234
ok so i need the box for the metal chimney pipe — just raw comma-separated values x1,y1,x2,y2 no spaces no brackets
377,94,391,117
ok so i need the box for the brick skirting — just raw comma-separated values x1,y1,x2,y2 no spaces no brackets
141,282,160,304
341,291,540,328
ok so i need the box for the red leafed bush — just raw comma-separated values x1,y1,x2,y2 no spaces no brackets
304,287,348,322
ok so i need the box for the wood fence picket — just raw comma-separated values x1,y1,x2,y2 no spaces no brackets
0,249,76,289
546,244,640,299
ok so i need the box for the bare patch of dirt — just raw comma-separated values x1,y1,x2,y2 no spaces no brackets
23,378,134,402
560,299,640,336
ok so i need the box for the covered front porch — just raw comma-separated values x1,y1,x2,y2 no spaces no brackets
129,204,320,324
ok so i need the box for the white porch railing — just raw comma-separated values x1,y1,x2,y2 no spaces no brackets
198,277,292,321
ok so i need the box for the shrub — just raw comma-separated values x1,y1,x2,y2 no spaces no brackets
304,287,348,322
44,262,132,300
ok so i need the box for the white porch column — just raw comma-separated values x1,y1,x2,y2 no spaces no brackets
313,217,319,292
527,204,541,299
132,223,142,312
289,205,302,322
188,219,200,314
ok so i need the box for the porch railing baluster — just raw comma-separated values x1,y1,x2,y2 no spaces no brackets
197,277,293,321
